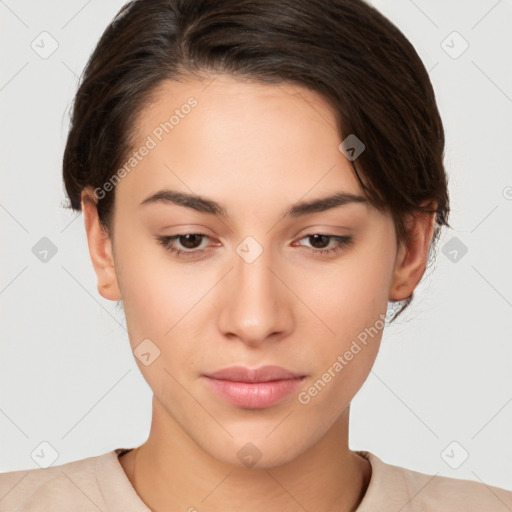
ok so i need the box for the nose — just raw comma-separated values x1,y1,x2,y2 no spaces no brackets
217,240,294,347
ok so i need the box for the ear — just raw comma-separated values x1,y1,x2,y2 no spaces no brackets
81,188,122,301
389,204,437,301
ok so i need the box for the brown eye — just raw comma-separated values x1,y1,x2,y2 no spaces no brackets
308,234,331,249
294,234,353,256
176,234,204,249
157,233,210,257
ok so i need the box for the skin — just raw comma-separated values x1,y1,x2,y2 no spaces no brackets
81,74,436,512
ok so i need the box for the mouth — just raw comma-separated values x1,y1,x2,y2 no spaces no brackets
202,365,307,409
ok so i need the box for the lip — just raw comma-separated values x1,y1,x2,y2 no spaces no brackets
205,365,305,383
203,365,306,409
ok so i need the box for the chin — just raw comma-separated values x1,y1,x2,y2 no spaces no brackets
192,423,320,470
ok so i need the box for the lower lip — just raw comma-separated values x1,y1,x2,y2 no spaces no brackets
204,376,305,409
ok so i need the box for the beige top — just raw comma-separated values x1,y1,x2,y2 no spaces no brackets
1,448,511,511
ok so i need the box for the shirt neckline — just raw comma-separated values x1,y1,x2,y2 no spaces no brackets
96,447,382,512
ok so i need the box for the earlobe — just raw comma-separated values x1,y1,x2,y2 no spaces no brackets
81,189,122,301
389,209,437,301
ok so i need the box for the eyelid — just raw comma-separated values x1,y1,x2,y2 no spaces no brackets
294,224,354,236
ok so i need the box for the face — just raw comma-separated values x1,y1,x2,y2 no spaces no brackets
85,74,413,468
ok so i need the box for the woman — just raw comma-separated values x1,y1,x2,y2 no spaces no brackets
1,0,510,510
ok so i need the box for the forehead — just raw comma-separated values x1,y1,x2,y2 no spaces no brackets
134,73,341,149
117,74,364,215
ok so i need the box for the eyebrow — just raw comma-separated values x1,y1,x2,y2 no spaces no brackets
139,189,367,217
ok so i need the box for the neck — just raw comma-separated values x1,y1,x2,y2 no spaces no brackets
120,398,371,512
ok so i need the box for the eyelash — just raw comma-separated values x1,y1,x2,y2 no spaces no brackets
156,233,353,258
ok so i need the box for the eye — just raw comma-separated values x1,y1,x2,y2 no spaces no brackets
157,233,213,257
293,234,353,256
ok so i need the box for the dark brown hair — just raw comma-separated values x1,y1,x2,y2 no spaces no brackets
62,0,450,320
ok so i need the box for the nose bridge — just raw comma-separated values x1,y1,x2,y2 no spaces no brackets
218,234,291,343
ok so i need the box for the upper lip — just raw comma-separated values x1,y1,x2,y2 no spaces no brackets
204,365,305,383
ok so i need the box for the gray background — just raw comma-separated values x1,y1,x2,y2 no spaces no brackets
1,0,511,492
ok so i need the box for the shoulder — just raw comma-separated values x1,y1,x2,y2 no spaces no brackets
356,450,512,512
0,450,117,512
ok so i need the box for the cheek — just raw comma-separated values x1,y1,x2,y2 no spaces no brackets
114,254,204,404
112,233,197,354
295,233,395,405
303,234,395,341
114,238,229,397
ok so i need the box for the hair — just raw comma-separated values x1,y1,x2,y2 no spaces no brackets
62,0,450,321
